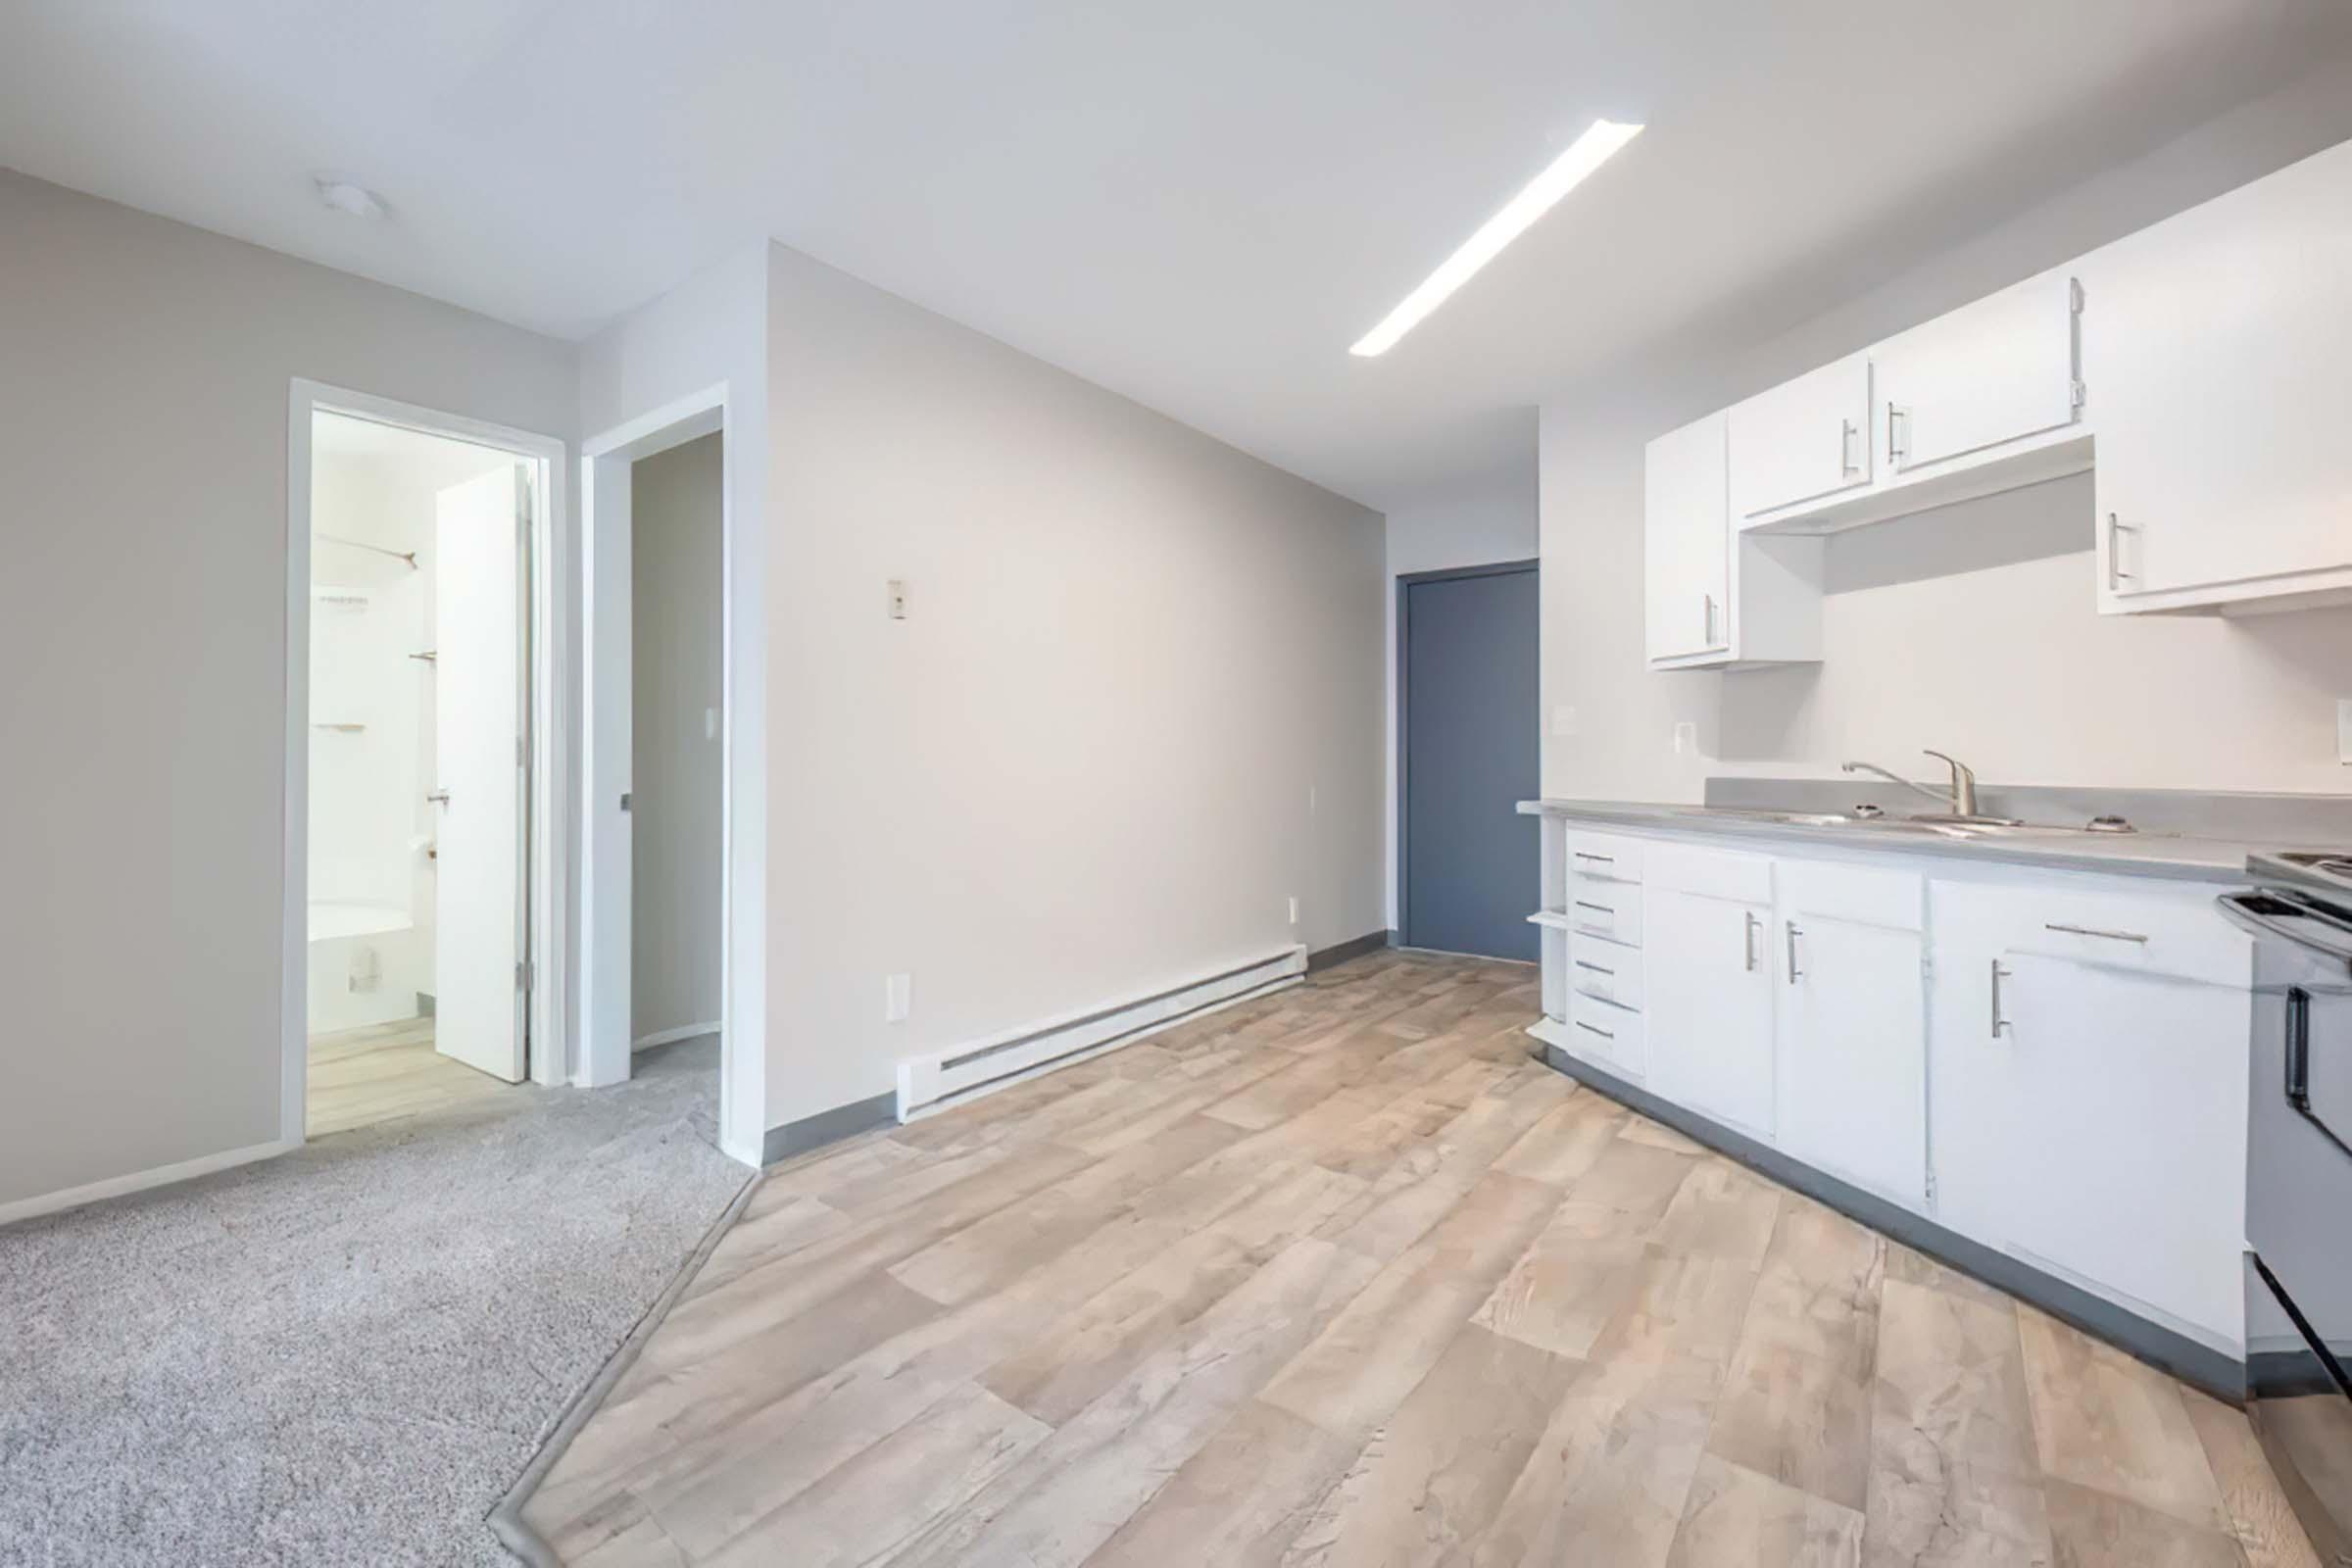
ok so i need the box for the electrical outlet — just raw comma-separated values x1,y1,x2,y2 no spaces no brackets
887,578,908,619
1672,720,1697,757
885,972,912,1023
1288,897,1299,925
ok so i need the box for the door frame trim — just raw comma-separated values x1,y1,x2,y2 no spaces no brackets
282,381,571,1145
1394,558,1540,952
578,384,761,1169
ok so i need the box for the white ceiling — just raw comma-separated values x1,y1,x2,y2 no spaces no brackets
8,1,2352,507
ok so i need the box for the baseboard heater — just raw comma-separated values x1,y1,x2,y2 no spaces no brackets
896,945,1307,1122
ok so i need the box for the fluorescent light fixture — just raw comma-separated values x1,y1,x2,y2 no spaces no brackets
1349,118,1642,357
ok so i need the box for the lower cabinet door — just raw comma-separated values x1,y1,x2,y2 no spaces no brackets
1930,949,2249,1345
1646,887,1775,1137
1775,913,1925,1208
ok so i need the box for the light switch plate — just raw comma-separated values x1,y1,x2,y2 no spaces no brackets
1672,720,1697,757
887,579,908,619
885,973,912,1023
1551,706,1577,738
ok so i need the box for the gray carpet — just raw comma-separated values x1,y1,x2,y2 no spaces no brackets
0,1036,749,1567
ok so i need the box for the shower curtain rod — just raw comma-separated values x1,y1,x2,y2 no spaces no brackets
318,533,416,568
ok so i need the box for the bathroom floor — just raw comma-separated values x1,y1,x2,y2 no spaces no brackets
307,1016,516,1137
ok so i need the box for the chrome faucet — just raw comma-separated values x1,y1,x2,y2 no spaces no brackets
1841,751,1984,818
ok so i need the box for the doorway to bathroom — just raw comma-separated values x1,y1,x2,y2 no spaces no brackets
286,385,568,1140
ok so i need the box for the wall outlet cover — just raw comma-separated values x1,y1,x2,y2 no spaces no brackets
1288,896,1299,925
1672,720,1697,756
885,972,912,1023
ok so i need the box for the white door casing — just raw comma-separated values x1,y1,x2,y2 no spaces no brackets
432,465,528,1083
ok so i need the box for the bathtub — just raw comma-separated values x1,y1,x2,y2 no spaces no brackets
307,900,427,1036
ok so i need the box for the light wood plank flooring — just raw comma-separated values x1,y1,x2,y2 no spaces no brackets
521,951,2317,1568
307,1016,514,1137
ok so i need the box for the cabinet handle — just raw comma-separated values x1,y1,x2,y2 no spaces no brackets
1786,920,1802,984
2106,513,2134,588
1886,404,1909,466
1574,1019,1615,1042
1574,958,1615,976
1743,911,1760,972
1572,900,1612,914
1839,418,1859,476
2042,921,2148,946
1702,593,1719,647
1989,959,2012,1038
1572,852,1614,864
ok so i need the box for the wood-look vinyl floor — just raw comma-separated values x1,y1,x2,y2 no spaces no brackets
521,951,2317,1568
306,1016,514,1137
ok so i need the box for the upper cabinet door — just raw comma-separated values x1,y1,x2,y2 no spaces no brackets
1728,351,1871,519
1643,411,1731,663
2083,137,2352,609
1875,268,2081,475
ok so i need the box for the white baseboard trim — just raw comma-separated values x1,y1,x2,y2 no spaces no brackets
897,945,1307,1123
633,1021,721,1053
0,1136,300,1230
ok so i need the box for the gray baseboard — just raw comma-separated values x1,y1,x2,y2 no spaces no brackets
760,1091,898,1166
1308,930,1395,973
1533,1040,2244,1402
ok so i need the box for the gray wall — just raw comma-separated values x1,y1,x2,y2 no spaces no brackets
758,241,1389,1129
0,170,576,1208
630,433,724,1043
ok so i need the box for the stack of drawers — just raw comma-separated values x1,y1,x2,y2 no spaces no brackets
1562,830,1646,1079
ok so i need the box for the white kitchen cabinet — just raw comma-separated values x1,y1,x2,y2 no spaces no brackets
1644,412,1823,671
1645,846,1776,1138
1928,880,2252,1347
2082,136,2352,614
1773,859,1926,1208
1728,351,1873,519
1874,267,2082,478
1644,411,1732,664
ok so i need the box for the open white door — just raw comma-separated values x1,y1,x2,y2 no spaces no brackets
432,465,528,1083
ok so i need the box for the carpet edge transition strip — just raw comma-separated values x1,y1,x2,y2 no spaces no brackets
485,1166,767,1566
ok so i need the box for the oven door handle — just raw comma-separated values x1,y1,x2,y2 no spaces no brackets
2218,892,2352,963
2282,984,2352,1165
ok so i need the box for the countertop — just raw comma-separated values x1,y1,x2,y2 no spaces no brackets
1517,798,2273,885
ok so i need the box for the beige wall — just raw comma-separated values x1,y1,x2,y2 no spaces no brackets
760,243,1386,1127
630,433,724,1041
0,170,575,1209
1541,67,2352,807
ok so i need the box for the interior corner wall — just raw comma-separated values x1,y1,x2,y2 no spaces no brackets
760,241,1386,1131
1382,477,1538,930
629,432,725,1044
1540,64,2352,808
0,169,576,1211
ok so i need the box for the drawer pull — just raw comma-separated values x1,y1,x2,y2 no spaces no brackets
1573,959,1615,976
1572,901,1614,914
2042,922,2148,945
1574,1019,1615,1042
1573,852,1615,864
